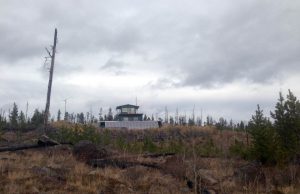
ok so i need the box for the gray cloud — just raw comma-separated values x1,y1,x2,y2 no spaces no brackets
0,0,300,121
2,1,299,87
100,57,128,75
160,1,300,87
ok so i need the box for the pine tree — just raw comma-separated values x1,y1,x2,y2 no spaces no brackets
285,90,300,148
271,90,300,161
271,92,286,146
206,116,213,126
144,114,148,121
31,109,44,127
107,108,113,121
77,112,85,124
64,112,69,122
239,121,245,130
216,117,226,130
0,109,7,131
169,116,174,125
9,103,19,129
188,118,195,126
249,105,276,165
99,108,103,121
18,111,26,129
57,109,61,121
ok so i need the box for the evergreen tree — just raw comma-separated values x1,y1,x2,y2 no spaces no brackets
188,118,195,126
64,112,69,122
229,119,234,130
143,114,148,121
18,111,26,129
31,109,44,127
169,116,174,125
57,109,61,121
196,117,202,126
206,116,213,126
86,112,90,123
216,117,226,130
77,112,85,124
9,103,19,129
249,105,276,165
271,92,286,143
239,121,245,131
271,90,300,160
107,108,113,121
70,113,75,123
0,115,2,131
0,110,7,131
284,90,300,148
99,108,104,121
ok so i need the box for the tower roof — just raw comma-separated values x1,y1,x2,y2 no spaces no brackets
116,104,139,110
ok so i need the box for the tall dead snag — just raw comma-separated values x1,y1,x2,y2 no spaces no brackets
44,28,58,130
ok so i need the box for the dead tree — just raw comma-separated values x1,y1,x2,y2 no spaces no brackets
44,28,58,130
0,135,62,152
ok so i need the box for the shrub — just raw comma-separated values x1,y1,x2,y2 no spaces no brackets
143,137,158,153
195,138,220,157
229,139,250,160
115,136,127,150
50,123,101,144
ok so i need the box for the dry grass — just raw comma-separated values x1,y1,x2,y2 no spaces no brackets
0,147,190,194
0,126,299,194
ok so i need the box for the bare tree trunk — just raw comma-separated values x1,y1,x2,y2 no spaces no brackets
44,28,57,130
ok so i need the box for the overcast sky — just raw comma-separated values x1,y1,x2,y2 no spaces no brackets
1,0,300,122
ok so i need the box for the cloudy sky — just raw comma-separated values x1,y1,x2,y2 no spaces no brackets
0,0,300,122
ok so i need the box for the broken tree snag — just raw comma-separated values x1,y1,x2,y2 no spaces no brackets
37,135,60,146
44,28,58,129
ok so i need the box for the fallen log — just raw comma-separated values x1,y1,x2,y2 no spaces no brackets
88,158,161,169
0,135,67,152
0,144,41,152
142,152,176,158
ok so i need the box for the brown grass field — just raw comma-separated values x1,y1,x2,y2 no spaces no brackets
0,124,300,194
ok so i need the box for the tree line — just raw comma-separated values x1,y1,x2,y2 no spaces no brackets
0,102,247,131
0,103,45,131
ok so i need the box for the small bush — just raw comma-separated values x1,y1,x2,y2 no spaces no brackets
100,129,111,145
143,137,158,153
115,136,127,150
195,138,220,157
229,139,250,159
50,123,101,144
160,139,184,154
